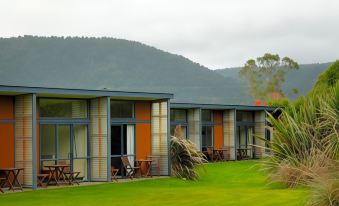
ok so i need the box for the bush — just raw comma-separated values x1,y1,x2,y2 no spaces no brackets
171,125,206,180
268,98,290,108
264,83,339,187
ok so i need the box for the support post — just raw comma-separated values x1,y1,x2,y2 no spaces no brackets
167,99,171,176
106,96,111,181
32,94,37,189
234,109,237,161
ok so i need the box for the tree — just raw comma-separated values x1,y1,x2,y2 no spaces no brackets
239,53,299,102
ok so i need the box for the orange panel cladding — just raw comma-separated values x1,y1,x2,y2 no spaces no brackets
213,110,223,149
0,123,15,168
0,96,14,168
0,96,14,120
135,101,151,121
135,102,151,159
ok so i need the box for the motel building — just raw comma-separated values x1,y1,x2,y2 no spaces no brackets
0,85,274,189
0,86,172,189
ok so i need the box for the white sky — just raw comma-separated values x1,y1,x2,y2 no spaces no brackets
1,0,338,69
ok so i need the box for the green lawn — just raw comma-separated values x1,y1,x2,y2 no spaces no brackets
0,161,308,206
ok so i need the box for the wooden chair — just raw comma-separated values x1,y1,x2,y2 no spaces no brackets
111,167,119,182
58,161,81,185
37,174,48,188
207,147,216,162
0,177,5,193
237,148,250,160
221,147,230,161
121,156,140,179
147,155,161,177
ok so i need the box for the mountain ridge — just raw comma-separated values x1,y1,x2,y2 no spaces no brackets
0,36,249,104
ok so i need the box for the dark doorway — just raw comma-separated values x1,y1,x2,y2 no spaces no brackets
110,124,134,177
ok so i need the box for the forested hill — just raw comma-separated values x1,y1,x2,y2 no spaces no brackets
215,62,332,99
0,36,249,104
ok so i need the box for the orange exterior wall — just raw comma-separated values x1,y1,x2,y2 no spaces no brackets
0,96,14,119
213,110,223,149
0,96,15,168
135,101,151,159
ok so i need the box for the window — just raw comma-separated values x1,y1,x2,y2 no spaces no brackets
39,99,87,118
40,124,88,179
171,109,187,122
201,126,213,151
41,124,56,159
236,111,254,122
265,128,272,153
170,125,187,138
110,101,134,118
201,110,212,122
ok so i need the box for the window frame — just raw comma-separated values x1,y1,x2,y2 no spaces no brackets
110,100,135,119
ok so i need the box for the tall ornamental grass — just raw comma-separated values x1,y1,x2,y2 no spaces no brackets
264,81,338,205
265,84,339,187
171,125,206,180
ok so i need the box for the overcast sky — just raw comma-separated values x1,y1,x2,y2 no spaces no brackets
1,0,338,69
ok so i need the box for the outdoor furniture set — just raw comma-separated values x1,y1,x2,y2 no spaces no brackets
205,147,229,162
236,148,252,160
0,168,24,193
0,163,82,193
112,155,161,181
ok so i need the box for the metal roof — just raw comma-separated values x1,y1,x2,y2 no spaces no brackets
0,85,173,99
170,102,276,111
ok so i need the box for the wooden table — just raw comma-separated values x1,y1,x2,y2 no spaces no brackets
213,148,228,161
135,160,153,177
237,148,252,160
44,165,69,186
147,155,161,176
0,168,24,191
0,177,5,193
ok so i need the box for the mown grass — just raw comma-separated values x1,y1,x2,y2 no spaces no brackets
0,161,308,206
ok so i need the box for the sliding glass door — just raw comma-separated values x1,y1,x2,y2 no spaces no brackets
73,125,88,179
40,124,88,180
110,124,135,177
237,125,254,158
201,125,213,151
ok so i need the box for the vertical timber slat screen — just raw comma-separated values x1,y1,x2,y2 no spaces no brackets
254,111,266,158
15,94,33,186
151,101,168,175
90,97,108,181
188,109,200,150
223,110,235,160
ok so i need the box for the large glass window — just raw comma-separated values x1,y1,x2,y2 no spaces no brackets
202,126,213,151
201,110,212,122
236,111,254,122
171,109,187,122
41,124,56,159
170,125,187,139
237,125,254,158
73,125,87,158
265,128,271,153
73,125,88,179
39,99,87,118
40,124,88,180
110,101,134,118
57,125,71,159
